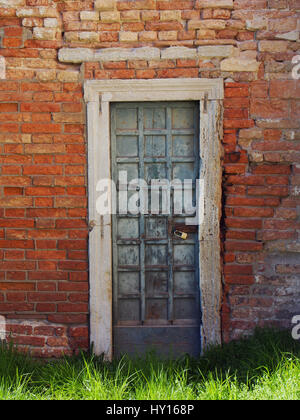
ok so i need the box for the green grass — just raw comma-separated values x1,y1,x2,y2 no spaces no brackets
0,328,299,400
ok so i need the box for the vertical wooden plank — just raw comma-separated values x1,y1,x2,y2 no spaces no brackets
193,103,201,333
199,99,223,350
111,104,119,328
166,105,174,323
89,98,113,360
138,104,146,324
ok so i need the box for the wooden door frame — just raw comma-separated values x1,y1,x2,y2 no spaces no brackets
84,78,224,360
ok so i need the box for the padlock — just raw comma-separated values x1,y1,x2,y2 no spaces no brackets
174,230,188,240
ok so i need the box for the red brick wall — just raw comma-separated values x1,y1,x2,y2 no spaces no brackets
0,0,299,356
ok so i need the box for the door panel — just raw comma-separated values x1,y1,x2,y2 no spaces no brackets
111,101,200,358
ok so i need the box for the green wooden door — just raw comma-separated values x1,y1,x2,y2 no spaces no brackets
111,101,200,358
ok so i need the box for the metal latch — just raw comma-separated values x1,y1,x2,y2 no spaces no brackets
89,220,96,232
88,216,104,237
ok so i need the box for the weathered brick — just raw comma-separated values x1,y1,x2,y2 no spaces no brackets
47,337,68,347
196,0,234,8
259,40,289,53
80,11,99,21
250,99,289,119
95,0,115,11
117,0,156,10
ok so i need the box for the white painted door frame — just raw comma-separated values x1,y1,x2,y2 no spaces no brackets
84,78,224,360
